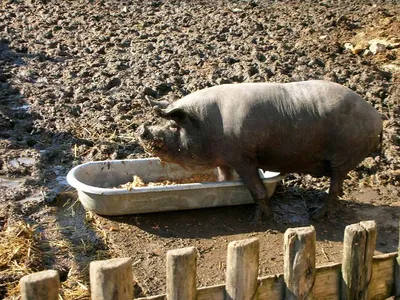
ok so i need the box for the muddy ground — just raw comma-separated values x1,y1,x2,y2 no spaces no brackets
0,0,399,298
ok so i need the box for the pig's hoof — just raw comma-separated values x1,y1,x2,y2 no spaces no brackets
310,193,338,221
310,205,328,221
249,208,262,225
250,203,270,225
250,215,261,226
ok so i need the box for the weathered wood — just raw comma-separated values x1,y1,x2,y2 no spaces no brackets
20,270,60,300
197,284,225,300
258,274,284,299
166,246,197,300
360,220,377,300
396,219,400,299
341,223,367,300
138,296,166,300
314,262,341,300
370,252,398,300
192,274,285,300
225,238,260,300
340,221,377,300
123,253,399,300
284,226,316,300
90,257,133,300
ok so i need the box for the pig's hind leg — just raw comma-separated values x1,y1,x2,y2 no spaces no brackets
232,164,270,224
311,170,347,220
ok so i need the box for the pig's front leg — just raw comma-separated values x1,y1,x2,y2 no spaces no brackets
233,164,269,224
217,165,234,181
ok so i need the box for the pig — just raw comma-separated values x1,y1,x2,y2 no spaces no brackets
136,80,383,223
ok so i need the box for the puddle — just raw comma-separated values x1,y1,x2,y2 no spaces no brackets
275,200,310,225
56,176,68,186
19,193,43,205
8,157,36,167
0,176,25,188
53,165,68,186
12,104,30,111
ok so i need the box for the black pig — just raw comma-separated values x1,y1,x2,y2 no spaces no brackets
137,80,382,223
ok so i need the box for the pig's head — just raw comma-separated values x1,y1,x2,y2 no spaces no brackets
136,105,213,171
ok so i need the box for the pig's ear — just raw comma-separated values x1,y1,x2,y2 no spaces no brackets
159,107,188,122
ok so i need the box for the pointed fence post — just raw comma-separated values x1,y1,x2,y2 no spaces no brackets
395,220,400,298
90,257,133,300
225,238,260,300
166,246,197,300
284,226,316,300
20,270,60,300
361,220,377,299
341,221,377,300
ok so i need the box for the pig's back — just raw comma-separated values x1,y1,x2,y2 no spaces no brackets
196,80,381,136
180,80,379,123
180,81,382,174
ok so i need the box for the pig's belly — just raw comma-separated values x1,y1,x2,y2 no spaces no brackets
257,151,332,177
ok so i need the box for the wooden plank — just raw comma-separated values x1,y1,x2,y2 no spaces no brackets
369,252,397,300
137,295,166,300
396,219,400,299
284,226,316,299
225,238,259,300
166,247,197,300
199,274,285,300
135,253,398,300
360,220,377,300
314,263,341,300
20,270,60,300
341,223,367,300
90,257,133,300
197,284,225,300
258,274,284,299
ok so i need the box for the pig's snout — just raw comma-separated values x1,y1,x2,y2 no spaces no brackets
136,125,150,139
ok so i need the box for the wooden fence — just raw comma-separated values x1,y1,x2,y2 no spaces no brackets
20,220,400,300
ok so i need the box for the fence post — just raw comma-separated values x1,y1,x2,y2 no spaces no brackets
225,238,259,300
361,220,377,299
20,270,60,300
284,226,316,300
166,246,197,300
341,221,376,300
90,257,133,300
395,220,400,299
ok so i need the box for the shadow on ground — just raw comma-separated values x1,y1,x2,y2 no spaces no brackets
104,184,399,254
0,39,109,297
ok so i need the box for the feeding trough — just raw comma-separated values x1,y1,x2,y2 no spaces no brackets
66,158,285,216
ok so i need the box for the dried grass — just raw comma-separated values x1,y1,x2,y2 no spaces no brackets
60,273,90,300
120,173,219,190
0,221,42,298
0,194,111,299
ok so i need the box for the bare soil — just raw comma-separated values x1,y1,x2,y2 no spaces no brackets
0,0,399,299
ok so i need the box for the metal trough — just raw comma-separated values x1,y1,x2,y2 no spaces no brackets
66,158,285,215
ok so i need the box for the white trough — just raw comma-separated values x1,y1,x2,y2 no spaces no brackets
66,158,285,215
